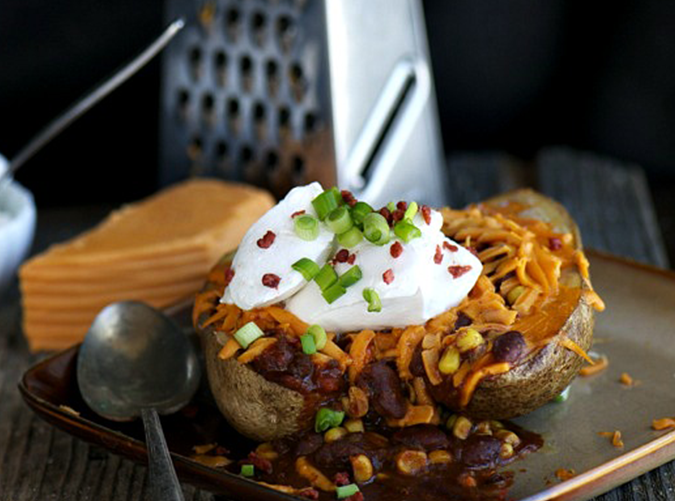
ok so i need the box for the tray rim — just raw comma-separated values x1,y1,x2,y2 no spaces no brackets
17,249,675,501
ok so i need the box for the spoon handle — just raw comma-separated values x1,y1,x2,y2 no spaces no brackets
141,408,185,501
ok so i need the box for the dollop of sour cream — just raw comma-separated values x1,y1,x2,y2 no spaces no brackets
222,183,482,332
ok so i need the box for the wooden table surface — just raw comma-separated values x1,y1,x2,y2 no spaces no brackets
1,147,674,501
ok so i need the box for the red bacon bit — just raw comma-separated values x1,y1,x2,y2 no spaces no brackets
247,452,273,474
290,210,306,218
334,472,351,486
379,207,393,226
392,209,405,222
347,493,364,501
396,201,408,211
262,273,281,288
443,241,458,252
467,246,479,257
383,269,395,284
224,267,235,286
549,237,563,250
334,249,350,263
390,241,403,258
347,253,356,265
257,230,276,249
215,446,230,455
341,190,357,207
448,265,472,279
299,488,320,500
421,205,432,225
434,245,443,264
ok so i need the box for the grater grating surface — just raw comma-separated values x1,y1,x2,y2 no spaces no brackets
160,0,447,205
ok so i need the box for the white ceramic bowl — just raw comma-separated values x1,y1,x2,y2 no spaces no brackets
0,155,37,296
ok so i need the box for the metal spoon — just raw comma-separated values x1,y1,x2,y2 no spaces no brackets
77,301,201,501
0,17,185,187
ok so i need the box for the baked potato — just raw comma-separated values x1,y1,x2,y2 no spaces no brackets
194,189,604,442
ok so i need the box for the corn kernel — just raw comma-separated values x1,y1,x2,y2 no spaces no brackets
507,285,525,305
324,427,347,443
445,414,458,430
428,450,452,464
456,328,484,353
495,430,521,446
395,450,428,476
350,454,374,483
500,443,515,459
453,416,473,440
438,346,460,374
255,442,279,461
344,419,365,433
474,421,492,435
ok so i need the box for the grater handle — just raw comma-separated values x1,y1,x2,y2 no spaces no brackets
341,57,431,194
1,18,186,185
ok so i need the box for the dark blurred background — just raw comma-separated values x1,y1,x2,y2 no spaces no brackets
1,0,674,258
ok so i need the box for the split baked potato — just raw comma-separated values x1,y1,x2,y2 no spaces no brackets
193,189,604,442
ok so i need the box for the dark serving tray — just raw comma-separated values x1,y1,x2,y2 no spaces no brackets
18,252,675,501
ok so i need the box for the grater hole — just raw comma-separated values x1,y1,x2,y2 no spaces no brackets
214,50,228,87
279,106,291,126
201,93,216,125
187,136,203,162
216,140,229,160
276,15,297,52
240,55,254,92
189,46,203,81
198,0,217,29
177,88,190,118
265,150,279,173
251,11,267,46
265,59,280,96
253,101,266,122
304,112,318,134
225,7,241,41
227,98,240,118
240,144,254,164
291,155,306,182
289,62,307,102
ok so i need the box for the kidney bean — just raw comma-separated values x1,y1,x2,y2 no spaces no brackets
356,361,407,419
454,312,473,330
295,433,324,456
313,432,388,469
459,435,502,468
392,425,450,451
492,331,526,364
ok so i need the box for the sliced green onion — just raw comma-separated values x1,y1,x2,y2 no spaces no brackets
322,282,347,304
312,188,343,220
315,407,345,433
350,201,373,226
554,386,571,403
240,464,255,477
326,206,354,234
307,324,327,350
337,226,363,248
363,212,390,245
394,220,422,243
294,214,319,241
292,257,320,281
386,201,396,212
314,263,338,291
336,484,360,499
234,321,264,348
300,333,317,355
404,201,418,221
362,288,382,312
339,265,362,288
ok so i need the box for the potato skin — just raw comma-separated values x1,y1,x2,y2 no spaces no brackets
196,189,597,438
463,189,595,419
201,326,308,441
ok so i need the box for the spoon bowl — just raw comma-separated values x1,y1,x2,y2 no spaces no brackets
77,300,201,501
77,300,200,421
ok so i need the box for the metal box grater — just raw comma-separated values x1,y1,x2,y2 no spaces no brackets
159,0,448,207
